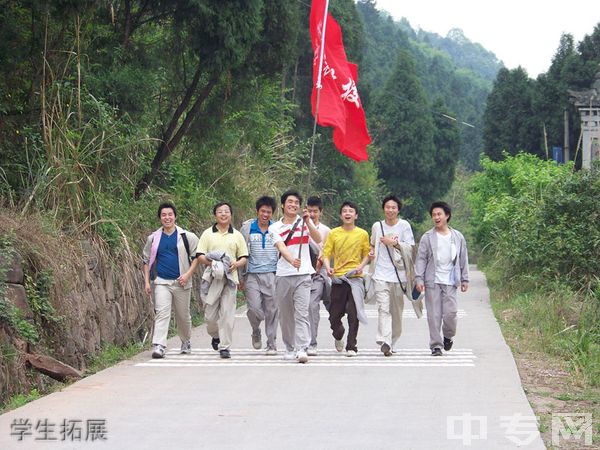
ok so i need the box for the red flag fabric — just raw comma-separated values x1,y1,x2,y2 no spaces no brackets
310,0,371,162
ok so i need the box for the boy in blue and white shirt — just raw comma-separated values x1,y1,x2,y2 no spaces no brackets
240,196,280,355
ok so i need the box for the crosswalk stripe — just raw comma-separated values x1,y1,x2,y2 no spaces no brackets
136,363,475,367
135,348,476,368
234,309,468,319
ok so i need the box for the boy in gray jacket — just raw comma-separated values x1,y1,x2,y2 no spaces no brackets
415,202,469,356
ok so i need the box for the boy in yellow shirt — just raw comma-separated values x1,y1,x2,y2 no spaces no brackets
322,201,371,356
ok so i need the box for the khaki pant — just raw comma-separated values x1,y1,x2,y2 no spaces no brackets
276,274,311,352
374,280,406,348
205,283,237,350
424,283,458,350
152,282,192,347
245,272,278,349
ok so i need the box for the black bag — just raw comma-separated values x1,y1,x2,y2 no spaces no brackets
411,285,421,301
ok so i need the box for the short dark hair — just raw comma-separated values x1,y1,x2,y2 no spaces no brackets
382,195,402,210
280,190,302,206
339,200,359,215
157,202,177,219
256,196,276,212
429,201,452,222
213,202,232,216
307,196,323,211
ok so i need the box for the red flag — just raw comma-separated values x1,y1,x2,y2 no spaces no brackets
310,0,371,162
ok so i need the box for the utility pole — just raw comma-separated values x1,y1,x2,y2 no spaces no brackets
564,108,570,163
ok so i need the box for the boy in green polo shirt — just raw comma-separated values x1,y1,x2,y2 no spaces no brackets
196,202,248,359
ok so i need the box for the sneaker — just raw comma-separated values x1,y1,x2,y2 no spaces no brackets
219,349,231,359
443,337,453,351
431,347,443,356
381,343,392,357
296,350,308,363
346,349,357,357
334,339,344,352
180,340,192,354
283,351,296,361
307,345,318,356
211,337,220,351
152,344,165,359
251,330,262,350
265,347,278,356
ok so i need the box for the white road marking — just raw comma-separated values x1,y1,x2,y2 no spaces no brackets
234,309,467,319
136,348,476,367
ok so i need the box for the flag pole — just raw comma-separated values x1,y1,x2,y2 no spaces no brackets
307,0,330,194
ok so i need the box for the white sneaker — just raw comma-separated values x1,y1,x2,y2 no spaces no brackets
346,350,357,357
152,344,165,359
283,351,296,360
296,350,308,363
265,347,277,356
307,345,318,356
180,340,192,354
335,339,344,352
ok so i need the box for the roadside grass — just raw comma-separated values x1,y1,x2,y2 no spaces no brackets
485,266,600,447
85,342,146,375
2,388,41,412
0,381,63,414
1,289,238,413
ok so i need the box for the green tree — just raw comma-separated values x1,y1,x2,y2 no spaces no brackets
483,67,541,160
133,0,302,197
373,50,437,219
432,99,461,196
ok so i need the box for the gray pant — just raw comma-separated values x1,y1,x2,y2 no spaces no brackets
276,274,311,352
152,282,192,347
309,276,325,347
424,283,458,350
245,272,278,349
205,283,237,350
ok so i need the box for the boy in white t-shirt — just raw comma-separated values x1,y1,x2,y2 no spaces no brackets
369,195,415,356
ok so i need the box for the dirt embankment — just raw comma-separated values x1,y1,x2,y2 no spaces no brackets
0,210,153,404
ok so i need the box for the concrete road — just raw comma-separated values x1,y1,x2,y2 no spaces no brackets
0,267,545,449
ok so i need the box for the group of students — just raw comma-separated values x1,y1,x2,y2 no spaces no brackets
142,190,469,363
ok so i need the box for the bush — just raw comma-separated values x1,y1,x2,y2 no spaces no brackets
468,154,600,385
468,154,600,287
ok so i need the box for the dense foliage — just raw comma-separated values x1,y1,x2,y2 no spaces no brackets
0,0,505,236
466,154,600,385
469,154,600,287
483,26,600,164
359,2,498,172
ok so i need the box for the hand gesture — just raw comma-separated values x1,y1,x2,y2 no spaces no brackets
302,207,310,221
380,235,398,246
177,273,189,286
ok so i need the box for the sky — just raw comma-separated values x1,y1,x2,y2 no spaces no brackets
374,0,600,77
